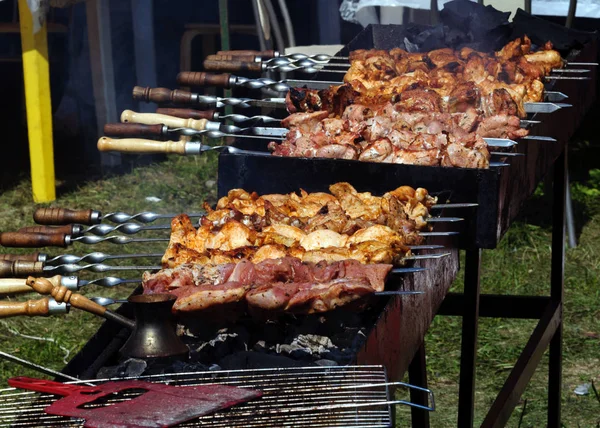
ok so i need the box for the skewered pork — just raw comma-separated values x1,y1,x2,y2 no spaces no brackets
143,257,392,314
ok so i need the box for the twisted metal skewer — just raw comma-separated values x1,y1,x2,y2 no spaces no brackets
99,211,204,224
78,277,140,287
218,113,282,123
43,263,159,274
80,223,169,236
45,252,163,265
226,76,290,92
68,236,169,245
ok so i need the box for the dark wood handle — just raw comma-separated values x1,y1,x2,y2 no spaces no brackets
216,49,276,59
18,225,75,235
103,123,165,137
0,260,44,277
0,298,51,318
203,59,263,73
155,108,216,120
33,208,97,225
132,86,195,105
0,233,67,248
205,54,257,62
176,72,232,88
0,253,40,262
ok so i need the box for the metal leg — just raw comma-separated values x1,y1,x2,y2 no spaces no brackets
457,248,482,428
548,150,566,427
408,342,430,428
565,171,577,248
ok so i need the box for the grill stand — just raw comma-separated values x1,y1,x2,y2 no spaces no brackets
433,151,567,427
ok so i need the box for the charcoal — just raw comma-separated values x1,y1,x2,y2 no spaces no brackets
96,358,147,379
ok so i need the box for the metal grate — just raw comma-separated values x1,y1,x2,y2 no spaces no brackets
0,365,434,427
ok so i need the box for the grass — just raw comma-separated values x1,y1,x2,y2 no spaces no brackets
0,148,599,426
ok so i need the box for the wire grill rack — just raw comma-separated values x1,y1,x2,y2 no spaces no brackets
0,365,434,427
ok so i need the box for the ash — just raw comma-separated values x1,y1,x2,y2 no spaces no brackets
181,309,375,369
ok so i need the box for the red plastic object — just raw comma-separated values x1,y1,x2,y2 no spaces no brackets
8,376,262,428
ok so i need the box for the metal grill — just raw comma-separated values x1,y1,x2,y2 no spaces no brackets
0,365,434,427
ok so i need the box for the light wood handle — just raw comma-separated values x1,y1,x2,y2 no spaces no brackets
26,277,106,316
176,72,232,88
34,207,96,225
0,253,41,262
98,137,187,154
0,260,44,277
0,298,52,318
155,108,216,120
0,232,67,248
0,275,62,295
120,110,208,131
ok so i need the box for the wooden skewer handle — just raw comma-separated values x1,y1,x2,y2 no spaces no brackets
0,260,44,277
176,72,232,88
0,298,53,318
0,253,41,262
98,137,187,154
132,86,196,105
120,110,207,131
27,277,106,316
0,232,67,248
216,49,276,59
205,54,256,62
203,59,263,73
34,207,98,225
0,275,62,295
18,225,76,235
155,108,216,120
103,123,165,137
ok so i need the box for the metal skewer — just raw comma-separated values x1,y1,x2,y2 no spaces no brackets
204,54,586,75
132,87,571,115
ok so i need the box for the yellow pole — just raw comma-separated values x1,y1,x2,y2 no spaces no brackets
18,0,56,202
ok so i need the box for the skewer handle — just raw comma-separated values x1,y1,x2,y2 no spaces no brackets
0,298,55,318
206,54,256,62
216,49,276,59
0,275,62,295
132,86,196,105
18,225,77,235
121,110,208,131
98,137,186,154
26,277,106,316
103,123,165,138
155,107,216,120
34,207,97,226
0,261,44,277
203,58,263,73
26,277,134,328
0,232,67,248
177,72,232,88
0,253,40,262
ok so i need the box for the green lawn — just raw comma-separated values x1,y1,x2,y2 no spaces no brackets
0,148,598,427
